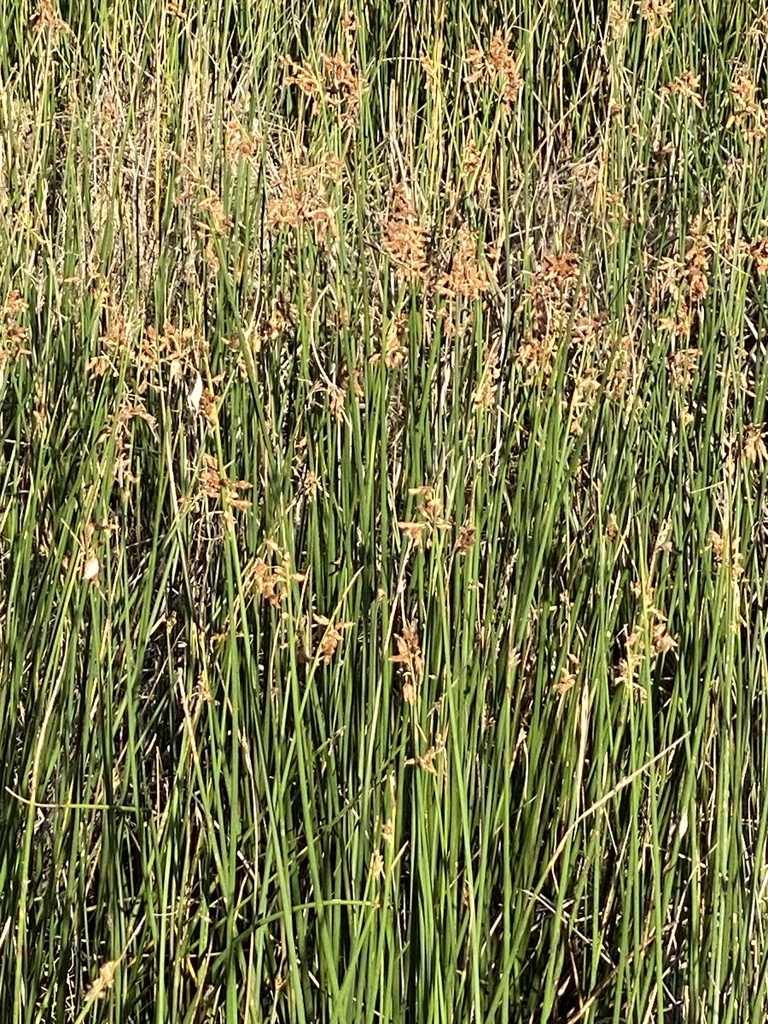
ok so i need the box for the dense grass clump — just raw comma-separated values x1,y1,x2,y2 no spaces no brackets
2,1,768,1021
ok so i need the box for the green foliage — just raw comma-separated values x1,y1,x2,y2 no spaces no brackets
1,1,768,1021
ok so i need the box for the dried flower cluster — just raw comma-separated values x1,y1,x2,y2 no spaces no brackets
380,186,492,304
198,453,253,527
225,119,260,164
167,0,185,22
568,366,602,433
682,221,711,305
617,577,677,699
406,731,446,776
728,64,767,143
391,621,424,704
454,523,476,555
174,162,232,268
750,11,768,41
149,321,201,377
437,225,491,300
32,0,70,40
640,0,674,37
320,366,362,424
105,394,158,490
554,654,581,695
312,614,355,665
282,50,366,128
668,347,701,390
380,185,429,282
86,307,127,379
0,291,30,369
474,343,501,409
748,237,768,274
653,218,712,337
743,424,767,465
198,192,232,237
661,71,703,108
244,547,305,608
461,141,491,198
383,313,408,369
398,486,451,547
515,251,581,380
420,52,440,93
267,155,341,244
84,960,117,1004
707,529,744,579
466,32,524,110
88,310,211,415
607,0,631,41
